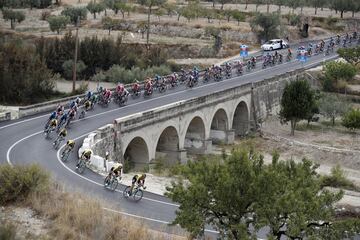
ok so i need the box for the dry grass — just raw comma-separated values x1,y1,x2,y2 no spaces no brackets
27,183,186,240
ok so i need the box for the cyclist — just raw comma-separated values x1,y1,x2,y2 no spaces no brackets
49,118,57,130
84,99,91,111
64,139,75,152
85,91,93,101
45,111,57,129
61,139,75,159
132,81,140,94
128,173,147,196
102,88,112,102
116,83,125,96
107,162,123,182
76,149,92,168
56,104,64,115
144,78,153,94
53,128,67,146
58,111,68,131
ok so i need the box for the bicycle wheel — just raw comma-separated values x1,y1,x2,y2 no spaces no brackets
61,149,70,162
104,176,111,188
133,189,143,202
77,160,86,174
123,186,131,199
110,179,118,191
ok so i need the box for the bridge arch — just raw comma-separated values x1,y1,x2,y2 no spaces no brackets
232,101,250,137
183,116,208,154
210,108,230,144
123,136,149,171
155,125,180,166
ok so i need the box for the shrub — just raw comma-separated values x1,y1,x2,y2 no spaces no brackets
250,12,280,42
321,165,358,191
101,64,171,83
199,46,216,58
123,157,134,173
61,7,87,25
322,61,357,92
41,11,51,21
289,14,301,26
0,222,17,240
0,164,49,205
342,108,360,130
0,39,55,104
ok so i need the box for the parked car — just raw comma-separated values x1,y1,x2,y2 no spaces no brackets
261,39,289,51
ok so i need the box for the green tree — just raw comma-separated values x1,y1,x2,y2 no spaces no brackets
342,108,360,130
2,8,25,30
323,61,357,92
202,8,216,23
286,0,300,13
319,94,349,125
337,46,360,66
102,0,115,16
166,149,348,239
250,12,280,42
166,150,263,239
154,7,165,21
231,10,245,25
254,0,262,12
61,7,87,25
330,0,353,18
255,156,343,239
274,0,285,12
163,2,176,16
137,0,166,45
279,79,315,135
102,16,118,35
62,59,87,80
47,15,70,34
310,0,326,14
87,0,105,19
181,6,196,22
264,0,273,13
0,39,55,104
218,0,231,10
114,1,132,18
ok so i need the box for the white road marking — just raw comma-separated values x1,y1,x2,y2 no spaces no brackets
103,207,220,234
6,131,43,166
55,138,180,207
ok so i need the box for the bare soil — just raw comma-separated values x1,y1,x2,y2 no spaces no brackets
255,116,360,183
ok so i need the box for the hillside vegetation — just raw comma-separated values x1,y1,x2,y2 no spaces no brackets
0,164,185,240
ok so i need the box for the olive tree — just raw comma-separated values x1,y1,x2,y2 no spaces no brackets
137,0,166,45
47,15,70,34
2,8,25,30
279,79,315,135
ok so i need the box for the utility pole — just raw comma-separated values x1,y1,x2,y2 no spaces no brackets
72,16,80,93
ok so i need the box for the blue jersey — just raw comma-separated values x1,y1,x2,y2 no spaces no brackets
49,111,56,120
60,113,68,121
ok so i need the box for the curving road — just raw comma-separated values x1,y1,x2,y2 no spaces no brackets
2,40,357,238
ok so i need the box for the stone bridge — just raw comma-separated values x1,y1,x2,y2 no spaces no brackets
81,70,314,170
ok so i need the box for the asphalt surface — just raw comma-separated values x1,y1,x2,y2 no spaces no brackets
2,39,359,239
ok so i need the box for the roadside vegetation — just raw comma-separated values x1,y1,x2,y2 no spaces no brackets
165,148,360,239
0,164,185,240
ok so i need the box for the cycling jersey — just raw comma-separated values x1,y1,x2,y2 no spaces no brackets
132,174,146,184
50,119,57,127
59,129,67,137
81,150,92,159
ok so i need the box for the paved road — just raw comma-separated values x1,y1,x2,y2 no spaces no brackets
1,40,358,239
